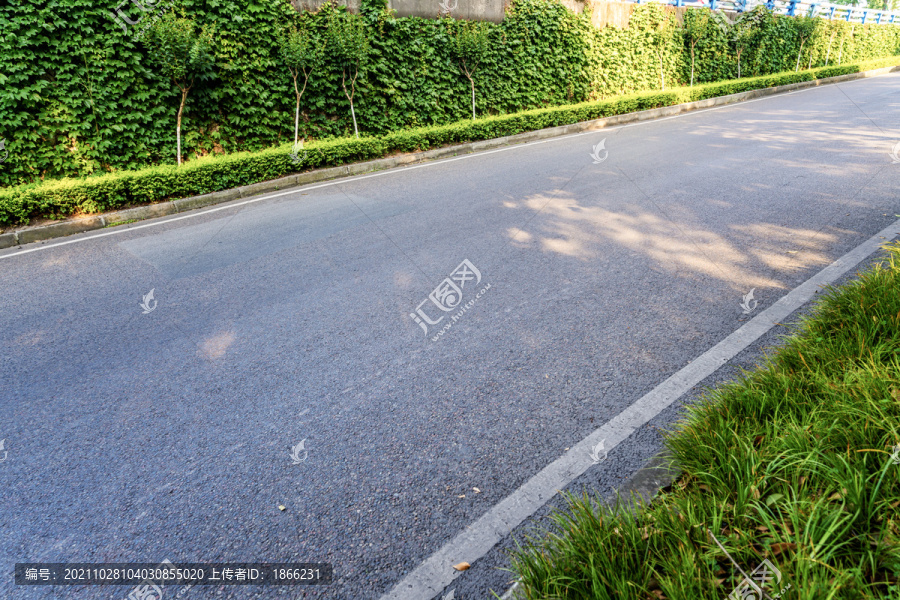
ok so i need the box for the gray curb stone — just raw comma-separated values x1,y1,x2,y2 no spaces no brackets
3,64,897,249
0,232,17,249
174,188,242,212
105,202,178,224
16,216,106,245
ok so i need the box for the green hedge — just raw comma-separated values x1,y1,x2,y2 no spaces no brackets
3,0,900,188
2,56,898,228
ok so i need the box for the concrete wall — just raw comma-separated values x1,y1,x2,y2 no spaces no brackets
584,0,637,28
288,0,723,27
557,0,637,28
291,0,361,13
291,0,509,22
391,0,512,23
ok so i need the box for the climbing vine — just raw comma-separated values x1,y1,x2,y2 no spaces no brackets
1,0,898,187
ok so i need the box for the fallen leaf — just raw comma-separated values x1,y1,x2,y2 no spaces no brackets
473,488,481,493
756,526,769,532
766,493,784,507
751,487,761,500
453,562,470,571
782,522,794,536
770,542,796,556
698,484,711,492
828,491,843,501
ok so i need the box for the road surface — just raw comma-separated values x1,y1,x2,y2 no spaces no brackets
2,72,899,599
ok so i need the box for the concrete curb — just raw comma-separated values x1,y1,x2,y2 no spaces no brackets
496,450,679,600
2,63,897,251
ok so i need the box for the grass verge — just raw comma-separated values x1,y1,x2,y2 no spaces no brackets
509,244,900,599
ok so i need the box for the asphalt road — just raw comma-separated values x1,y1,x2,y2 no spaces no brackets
2,72,900,600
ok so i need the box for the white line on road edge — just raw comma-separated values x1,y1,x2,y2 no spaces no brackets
0,70,886,262
380,220,900,600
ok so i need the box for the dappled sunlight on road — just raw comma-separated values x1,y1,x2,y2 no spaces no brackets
40,253,72,270
12,328,48,347
504,191,844,290
704,117,894,167
731,222,837,272
199,330,236,360
393,270,414,289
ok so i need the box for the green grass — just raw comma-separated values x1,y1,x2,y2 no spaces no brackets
103,218,138,228
509,244,900,600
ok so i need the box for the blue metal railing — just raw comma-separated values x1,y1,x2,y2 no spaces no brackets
634,0,900,25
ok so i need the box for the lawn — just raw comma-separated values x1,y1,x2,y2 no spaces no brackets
509,244,900,599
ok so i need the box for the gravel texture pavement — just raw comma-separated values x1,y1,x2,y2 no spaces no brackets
1,73,899,600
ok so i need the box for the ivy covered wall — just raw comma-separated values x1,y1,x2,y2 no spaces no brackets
1,0,898,187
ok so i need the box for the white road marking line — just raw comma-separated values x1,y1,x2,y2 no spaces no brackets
379,220,900,600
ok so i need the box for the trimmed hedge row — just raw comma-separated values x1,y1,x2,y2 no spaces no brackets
7,0,899,188
2,56,898,229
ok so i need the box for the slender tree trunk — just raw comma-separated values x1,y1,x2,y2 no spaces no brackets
350,102,358,138
795,39,806,71
825,31,835,66
690,47,695,87
342,68,360,139
737,48,742,79
293,74,301,148
292,68,310,148
461,61,476,119
657,49,665,90
176,85,189,166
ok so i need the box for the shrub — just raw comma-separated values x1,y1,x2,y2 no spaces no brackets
2,56,897,228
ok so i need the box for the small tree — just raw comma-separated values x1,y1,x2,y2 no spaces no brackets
838,23,854,66
450,20,490,119
682,9,711,87
823,24,837,66
646,12,673,91
144,13,215,166
280,24,323,150
730,6,767,79
327,11,369,139
794,16,819,71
